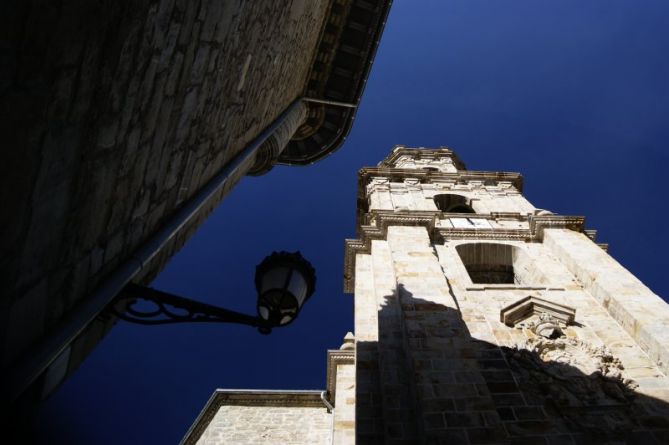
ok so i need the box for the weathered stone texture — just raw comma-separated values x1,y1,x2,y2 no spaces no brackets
333,359,356,445
367,177,535,214
351,148,669,443
353,254,386,443
1,0,329,371
543,228,669,377
196,405,332,445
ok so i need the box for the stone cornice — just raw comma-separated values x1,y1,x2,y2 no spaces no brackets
180,389,328,445
359,168,524,190
435,228,532,242
529,215,587,238
500,296,576,327
343,211,586,293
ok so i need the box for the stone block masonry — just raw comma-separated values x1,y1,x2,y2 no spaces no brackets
181,390,336,445
1,0,329,398
197,405,332,445
346,147,669,444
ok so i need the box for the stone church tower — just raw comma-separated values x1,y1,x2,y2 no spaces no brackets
183,146,669,444
344,146,669,443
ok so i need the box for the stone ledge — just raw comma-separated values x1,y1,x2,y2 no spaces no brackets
465,285,566,291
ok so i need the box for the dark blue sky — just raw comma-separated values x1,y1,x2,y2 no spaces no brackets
36,1,669,443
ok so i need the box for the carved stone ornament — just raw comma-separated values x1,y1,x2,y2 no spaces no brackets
529,312,563,339
507,337,638,404
529,338,627,380
503,337,642,438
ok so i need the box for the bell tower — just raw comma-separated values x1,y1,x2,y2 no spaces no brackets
344,146,669,443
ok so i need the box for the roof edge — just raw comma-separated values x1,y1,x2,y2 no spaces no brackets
180,389,329,445
278,0,394,166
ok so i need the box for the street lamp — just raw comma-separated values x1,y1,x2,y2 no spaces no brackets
255,251,316,328
112,251,316,335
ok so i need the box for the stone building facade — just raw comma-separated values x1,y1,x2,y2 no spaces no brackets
1,0,391,414
185,146,669,444
344,146,669,443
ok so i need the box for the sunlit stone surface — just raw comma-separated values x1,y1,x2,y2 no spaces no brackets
186,146,669,444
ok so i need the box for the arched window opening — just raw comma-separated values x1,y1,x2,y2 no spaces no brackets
433,194,475,213
456,243,515,284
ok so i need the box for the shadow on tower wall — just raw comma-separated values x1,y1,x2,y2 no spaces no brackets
356,284,669,444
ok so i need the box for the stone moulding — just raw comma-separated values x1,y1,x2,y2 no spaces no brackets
326,349,355,404
206,390,328,407
500,295,576,327
529,215,586,239
358,169,524,189
466,285,566,291
343,210,586,293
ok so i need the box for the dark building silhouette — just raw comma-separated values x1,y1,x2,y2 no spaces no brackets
0,0,392,414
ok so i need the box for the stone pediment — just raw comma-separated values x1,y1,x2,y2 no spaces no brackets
500,296,575,327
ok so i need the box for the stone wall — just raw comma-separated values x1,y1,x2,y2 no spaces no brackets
356,224,669,443
543,229,669,377
196,405,332,445
352,150,669,443
367,178,535,214
1,0,329,382
332,358,356,444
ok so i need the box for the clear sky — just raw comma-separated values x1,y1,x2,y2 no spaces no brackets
34,1,669,443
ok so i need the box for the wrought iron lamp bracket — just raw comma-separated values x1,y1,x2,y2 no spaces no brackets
112,283,273,334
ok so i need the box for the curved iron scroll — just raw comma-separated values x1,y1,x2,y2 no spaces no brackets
112,283,272,334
